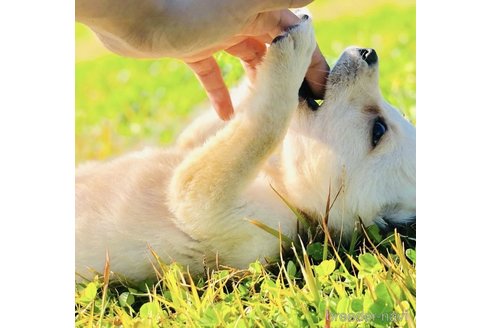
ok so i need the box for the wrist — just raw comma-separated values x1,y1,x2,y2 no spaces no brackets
76,0,172,58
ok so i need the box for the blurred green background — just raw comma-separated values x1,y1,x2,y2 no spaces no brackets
75,0,415,163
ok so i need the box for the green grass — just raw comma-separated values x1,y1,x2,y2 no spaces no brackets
76,0,416,326
76,227,415,327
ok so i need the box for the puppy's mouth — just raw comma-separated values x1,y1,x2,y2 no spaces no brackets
298,57,331,110
298,48,381,110
298,79,325,111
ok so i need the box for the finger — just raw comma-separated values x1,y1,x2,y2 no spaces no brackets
305,44,330,98
253,0,314,12
225,38,266,69
246,9,302,40
186,57,234,121
225,38,267,81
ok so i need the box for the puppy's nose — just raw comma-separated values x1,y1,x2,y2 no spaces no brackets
358,48,378,65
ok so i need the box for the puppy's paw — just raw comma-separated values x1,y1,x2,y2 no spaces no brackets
264,16,316,86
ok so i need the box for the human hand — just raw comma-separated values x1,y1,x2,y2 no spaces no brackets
76,0,329,120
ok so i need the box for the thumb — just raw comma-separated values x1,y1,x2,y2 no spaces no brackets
254,0,314,11
186,57,234,121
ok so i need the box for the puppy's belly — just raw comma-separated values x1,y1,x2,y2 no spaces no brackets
75,149,297,281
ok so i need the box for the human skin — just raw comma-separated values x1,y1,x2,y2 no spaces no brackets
76,0,329,120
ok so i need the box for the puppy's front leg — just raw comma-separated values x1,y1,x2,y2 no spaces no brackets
169,18,316,239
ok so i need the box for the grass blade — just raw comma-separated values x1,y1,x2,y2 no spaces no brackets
270,184,311,231
247,219,295,246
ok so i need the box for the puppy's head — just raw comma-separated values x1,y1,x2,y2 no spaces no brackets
282,47,416,236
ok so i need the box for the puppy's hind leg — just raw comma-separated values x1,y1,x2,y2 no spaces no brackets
169,18,316,240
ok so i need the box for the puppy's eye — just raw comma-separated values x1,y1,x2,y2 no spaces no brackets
372,117,387,147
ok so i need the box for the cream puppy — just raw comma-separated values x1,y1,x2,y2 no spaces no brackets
76,17,415,281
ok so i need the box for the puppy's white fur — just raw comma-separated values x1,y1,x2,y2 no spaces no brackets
76,19,415,281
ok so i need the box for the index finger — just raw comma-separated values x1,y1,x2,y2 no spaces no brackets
186,57,234,121
305,44,329,99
